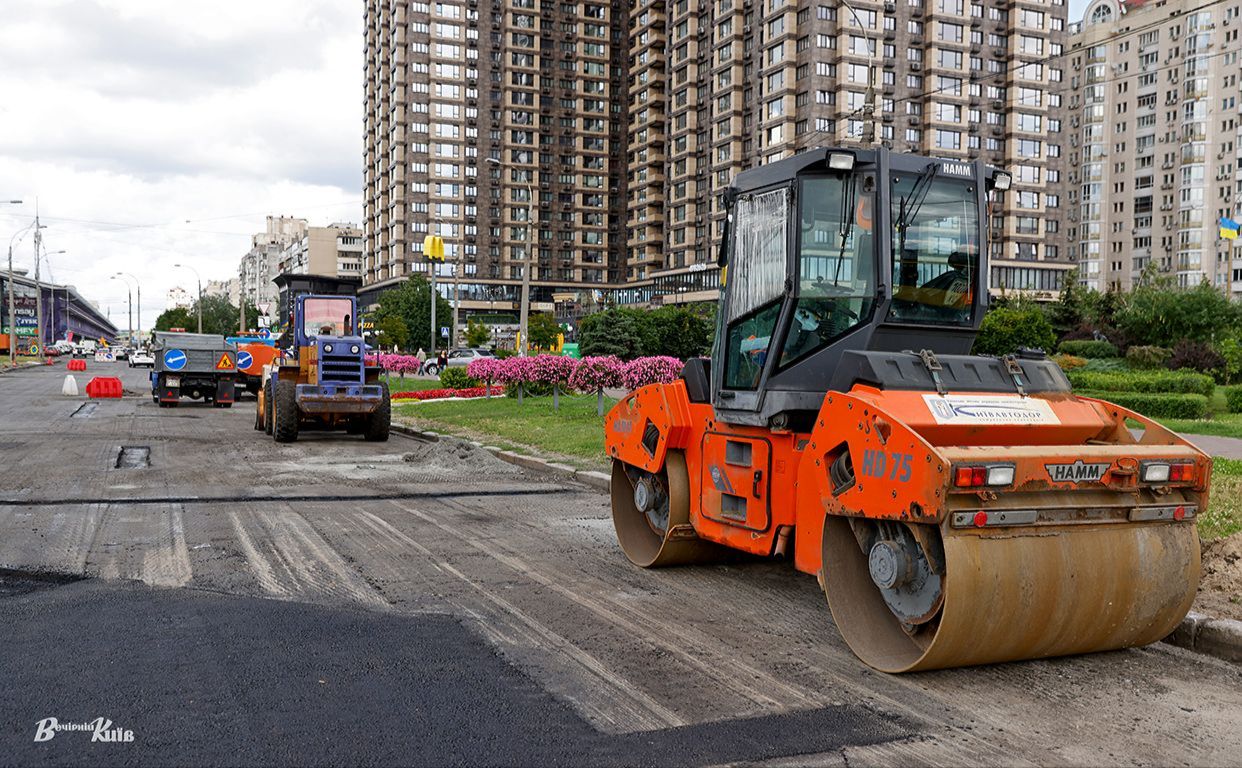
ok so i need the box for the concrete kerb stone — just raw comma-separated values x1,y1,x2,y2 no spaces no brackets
1166,611,1242,663
391,422,610,490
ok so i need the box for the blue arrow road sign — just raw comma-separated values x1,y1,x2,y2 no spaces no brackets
164,349,187,370
236,350,254,370
258,328,271,340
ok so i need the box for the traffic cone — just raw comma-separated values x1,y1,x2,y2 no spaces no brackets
62,375,78,396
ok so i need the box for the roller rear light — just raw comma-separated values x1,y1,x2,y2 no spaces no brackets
953,464,1015,488
1140,461,1195,484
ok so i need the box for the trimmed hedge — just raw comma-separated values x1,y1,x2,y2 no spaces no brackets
1067,369,1216,397
1059,340,1118,359
1225,385,1242,414
1077,391,1209,420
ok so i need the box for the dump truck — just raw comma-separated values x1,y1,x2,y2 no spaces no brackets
150,331,238,408
256,294,389,442
604,147,1208,673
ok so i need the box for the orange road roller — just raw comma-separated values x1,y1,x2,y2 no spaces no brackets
604,148,1207,672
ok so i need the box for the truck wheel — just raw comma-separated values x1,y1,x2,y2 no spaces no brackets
264,381,274,435
273,379,299,443
363,383,390,442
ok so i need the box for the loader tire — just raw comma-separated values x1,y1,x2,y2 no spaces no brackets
363,384,390,442
273,379,299,443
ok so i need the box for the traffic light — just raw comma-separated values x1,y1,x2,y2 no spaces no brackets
423,234,445,262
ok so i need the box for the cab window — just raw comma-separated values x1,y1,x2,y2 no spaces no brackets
303,298,354,337
887,174,980,325
722,187,789,390
779,174,876,367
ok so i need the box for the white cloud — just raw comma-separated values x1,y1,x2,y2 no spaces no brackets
0,0,362,328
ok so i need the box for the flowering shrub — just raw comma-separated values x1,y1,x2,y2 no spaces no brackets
368,354,422,374
529,354,577,385
568,355,624,393
466,356,501,383
621,356,684,390
491,355,535,386
392,386,501,401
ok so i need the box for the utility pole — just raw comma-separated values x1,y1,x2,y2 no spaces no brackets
842,1,880,146
32,202,42,355
173,263,203,333
486,156,533,355
110,276,132,344
452,251,461,348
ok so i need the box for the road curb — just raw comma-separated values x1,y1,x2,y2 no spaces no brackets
391,422,611,491
391,424,1242,664
0,361,44,376
1165,611,1242,663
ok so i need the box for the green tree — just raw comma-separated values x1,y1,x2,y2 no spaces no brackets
646,305,713,358
526,312,562,351
189,294,260,336
153,307,194,332
973,300,1057,356
579,309,643,359
1047,268,1090,339
373,275,453,353
1115,280,1239,348
374,314,409,351
465,319,491,347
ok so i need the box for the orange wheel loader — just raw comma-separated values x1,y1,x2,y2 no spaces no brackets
604,148,1207,673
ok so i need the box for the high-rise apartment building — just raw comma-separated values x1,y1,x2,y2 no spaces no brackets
1069,0,1242,292
239,215,308,310
363,0,629,321
278,223,366,279
627,0,1074,304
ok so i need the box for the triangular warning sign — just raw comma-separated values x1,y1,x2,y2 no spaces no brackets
215,352,234,370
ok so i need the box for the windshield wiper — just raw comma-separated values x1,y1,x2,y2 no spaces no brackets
833,172,858,284
897,164,938,234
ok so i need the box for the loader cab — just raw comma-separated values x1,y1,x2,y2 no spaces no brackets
295,295,356,350
711,147,1009,427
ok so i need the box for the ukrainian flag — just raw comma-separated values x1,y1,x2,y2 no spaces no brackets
1222,217,1240,240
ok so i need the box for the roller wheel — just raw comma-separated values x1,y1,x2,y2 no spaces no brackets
363,384,391,442
273,379,299,443
611,450,727,567
821,514,1200,672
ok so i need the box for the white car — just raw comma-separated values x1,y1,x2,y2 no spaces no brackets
128,350,155,368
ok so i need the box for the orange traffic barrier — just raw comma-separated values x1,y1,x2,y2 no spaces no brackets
85,376,123,399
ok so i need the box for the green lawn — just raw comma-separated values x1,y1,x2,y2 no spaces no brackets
1152,413,1242,440
1202,458,1242,542
394,393,616,470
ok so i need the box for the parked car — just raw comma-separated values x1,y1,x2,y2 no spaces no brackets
128,349,155,368
421,347,494,376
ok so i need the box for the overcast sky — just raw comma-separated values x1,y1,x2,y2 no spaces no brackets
0,0,362,329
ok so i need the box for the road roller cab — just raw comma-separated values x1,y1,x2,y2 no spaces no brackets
604,146,1209,672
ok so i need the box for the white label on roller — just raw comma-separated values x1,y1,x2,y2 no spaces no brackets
922,394,1060,426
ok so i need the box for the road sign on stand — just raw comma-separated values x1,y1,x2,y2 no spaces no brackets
440,326,449,339
258,328,271,340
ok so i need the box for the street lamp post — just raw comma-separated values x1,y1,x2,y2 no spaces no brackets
173,263,203,333
486,157,534,355
35,247,66,354
3,199,28,365
110,276,132,346
115,273,142,346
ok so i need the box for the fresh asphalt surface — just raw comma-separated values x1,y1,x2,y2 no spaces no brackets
1,362,1241,767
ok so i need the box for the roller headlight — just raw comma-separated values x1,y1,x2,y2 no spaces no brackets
351,345,360,354
324,344,334,354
